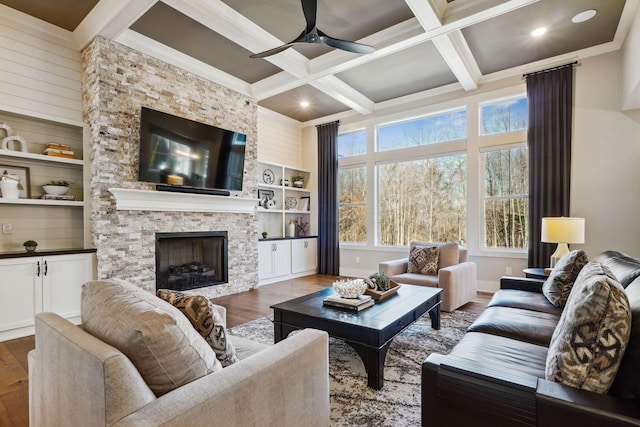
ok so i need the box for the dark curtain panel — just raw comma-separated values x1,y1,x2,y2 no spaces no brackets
317,121,340,275
526,64,574,267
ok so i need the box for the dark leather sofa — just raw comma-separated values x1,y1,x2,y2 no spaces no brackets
422,250,640,426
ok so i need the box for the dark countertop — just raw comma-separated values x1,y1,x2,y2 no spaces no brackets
260,235,318,241
0,248,96,259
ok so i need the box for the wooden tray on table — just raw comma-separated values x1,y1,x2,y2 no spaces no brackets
364,280,401,302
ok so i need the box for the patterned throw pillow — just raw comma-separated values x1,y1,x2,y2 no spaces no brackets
408,244,439,275
545,262,631,394
542,250,589,307
157,290,239,367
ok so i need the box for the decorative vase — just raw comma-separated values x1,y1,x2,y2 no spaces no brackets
42,185,69,195
0,174,21,199
287,221,296,238
24,245,37,252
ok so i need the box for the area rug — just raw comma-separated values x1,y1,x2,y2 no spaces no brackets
228,310,478,426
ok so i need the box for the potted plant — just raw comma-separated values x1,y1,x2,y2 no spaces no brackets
23,240,38,252
43,179,71,196
291,176,305,188
261,231,268,239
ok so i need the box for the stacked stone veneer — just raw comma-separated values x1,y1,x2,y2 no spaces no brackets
81,37,258,297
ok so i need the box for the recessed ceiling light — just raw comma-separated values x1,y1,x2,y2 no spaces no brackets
572,9,597,24
300,100,310,108
530,27,547,37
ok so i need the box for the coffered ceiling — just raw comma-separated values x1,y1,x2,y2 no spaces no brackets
0,0,636,122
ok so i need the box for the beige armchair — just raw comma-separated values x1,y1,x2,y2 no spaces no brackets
379,242,477,312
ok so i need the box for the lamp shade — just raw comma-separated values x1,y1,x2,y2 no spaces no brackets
541,217,585,244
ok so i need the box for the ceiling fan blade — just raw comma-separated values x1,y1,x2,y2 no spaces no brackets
301,0,317,33
250,43,295,58
319,35,376,55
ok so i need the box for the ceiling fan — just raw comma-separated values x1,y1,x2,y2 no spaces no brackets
250,0,375,58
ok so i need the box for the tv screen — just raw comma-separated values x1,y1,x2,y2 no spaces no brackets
138,107,246,191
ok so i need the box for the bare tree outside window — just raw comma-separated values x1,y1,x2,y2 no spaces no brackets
378,155,467,246
339,166,367,243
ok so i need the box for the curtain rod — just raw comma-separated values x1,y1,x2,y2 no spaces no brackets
522,61,578,79
316,120,340,128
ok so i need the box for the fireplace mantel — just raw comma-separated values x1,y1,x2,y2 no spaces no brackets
108,188,257,214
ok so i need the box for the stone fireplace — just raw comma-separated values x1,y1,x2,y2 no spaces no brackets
82,37,259,298
156,231,228,291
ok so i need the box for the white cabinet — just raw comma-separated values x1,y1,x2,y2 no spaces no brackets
258,240,291,281
291,238,317,274
0,252,94,340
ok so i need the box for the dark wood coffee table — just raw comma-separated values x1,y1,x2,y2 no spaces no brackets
271,284,442,390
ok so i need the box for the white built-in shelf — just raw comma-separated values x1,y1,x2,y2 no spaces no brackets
256,207,310,214
257,183,310,194
109,188,258,214
0,149,83,166
0,198,84,207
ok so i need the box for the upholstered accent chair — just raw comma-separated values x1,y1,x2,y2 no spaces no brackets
379,242,477,312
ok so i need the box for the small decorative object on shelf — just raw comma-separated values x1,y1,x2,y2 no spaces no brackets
294,217,309,236
280,178,290,187
332,278,367,298
262,169,275,184
285,196,297,210
43,180,71,196
261,231,268,239
291,176,305,188
0,170,24,199
23,240,38,252
286,219,296,237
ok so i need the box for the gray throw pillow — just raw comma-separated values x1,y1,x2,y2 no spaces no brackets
545,262,631,394
542,250,589,307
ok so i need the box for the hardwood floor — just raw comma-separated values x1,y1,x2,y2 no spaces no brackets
0,275,490,426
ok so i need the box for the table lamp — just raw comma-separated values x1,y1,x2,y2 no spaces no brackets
541,217,585,268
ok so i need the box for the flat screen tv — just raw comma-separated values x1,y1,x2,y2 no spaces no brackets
138,107,246,192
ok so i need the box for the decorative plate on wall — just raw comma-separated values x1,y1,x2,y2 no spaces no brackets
285,197,297,210
262,169,275,184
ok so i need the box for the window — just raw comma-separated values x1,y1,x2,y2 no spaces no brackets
337,129,366,158
480,97,528,135
339,166,367,243
377,110,467,152
483,146,528,249
377,155,467,246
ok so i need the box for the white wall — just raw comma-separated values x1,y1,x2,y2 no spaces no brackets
0,4,82,124
257,107,302,167
622,3,640,110
572,51,640,258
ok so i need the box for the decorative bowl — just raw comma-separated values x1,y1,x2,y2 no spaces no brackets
42,185,69,195
333,278,367,299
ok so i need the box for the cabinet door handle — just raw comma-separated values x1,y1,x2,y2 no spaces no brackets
44,261,48,276
36,261,41,277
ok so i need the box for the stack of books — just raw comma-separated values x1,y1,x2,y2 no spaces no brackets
323,294,374,312
43,143,75,159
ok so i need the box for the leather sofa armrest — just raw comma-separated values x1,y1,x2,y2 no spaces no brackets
379,258,408,276
500,276,545,293
536,379,640,427
422,353,539,426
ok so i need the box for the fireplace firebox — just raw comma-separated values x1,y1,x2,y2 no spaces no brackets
155,231,228,291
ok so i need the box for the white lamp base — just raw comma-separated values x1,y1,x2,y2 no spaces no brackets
550,243,570,268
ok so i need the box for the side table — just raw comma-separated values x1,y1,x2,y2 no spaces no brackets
522,268,548,280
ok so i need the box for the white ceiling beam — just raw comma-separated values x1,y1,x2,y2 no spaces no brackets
404,0,444,31
73,0,158,50
310,76,375,115
116,30,251,96
163,0,309,79
431,31,482,91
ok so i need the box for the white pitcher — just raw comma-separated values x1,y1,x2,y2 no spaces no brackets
0,172,22,199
